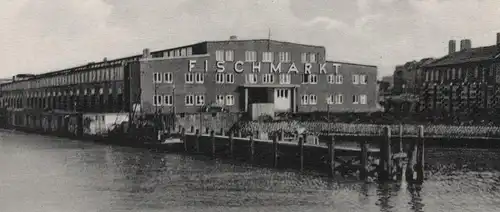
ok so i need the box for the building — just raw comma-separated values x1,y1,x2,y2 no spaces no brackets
0,37,378,132
393,58,435,95
419,33,500,121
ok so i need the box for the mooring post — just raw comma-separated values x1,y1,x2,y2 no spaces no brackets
416,125,425,183
379,126,392,181
249,133,255,163
210,130,216,158
273,135,279,168
298,136,305,172
229,131,234,159
360,140,369,181
195,129,200,153
181,127,187,152
327,135,336,178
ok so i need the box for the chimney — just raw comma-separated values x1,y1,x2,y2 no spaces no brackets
229,35,238,40
103,57,108,62
460,39,472,51
142,48,151,58
448,40,456,54
496,33,500,45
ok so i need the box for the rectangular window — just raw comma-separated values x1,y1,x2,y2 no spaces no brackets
262,74,274,84
352,74,359,84
327,95,334,105
336,75,344,84
309,95,317,105
246,73,258,84
245,51,257,62
195,95,205,106
310,53,317,63
279,74,291,84
327,74,335,84
352,95,360,104
262,52,273,63
360,75,367,84
216,95,225,105
180,48,186,56
216,73,225,83
279,52,290,62
226,95,235,106
225,50,234,62
153,95,163,106
195,73,204,84
216,50,224,61
301,95,309,105
309,74,318,84
187,47,193,56
175,49,180,57
226,73,234,83
164,72,173,83
301,53,308,63
360,94,367,104
185,95,194,106
185,73,194,83
302,74,310,84
336,94,344,104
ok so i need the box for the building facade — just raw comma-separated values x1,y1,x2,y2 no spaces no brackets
419,33,500,121
393,58,435,95
0,38,378,121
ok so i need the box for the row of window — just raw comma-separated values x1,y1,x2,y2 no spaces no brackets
301,94,368,105
216,50,308,63
424,67,492,82
159,47,193,58
152,94,235,106
2,67,124,91
3,87,123,99
154,72,366,85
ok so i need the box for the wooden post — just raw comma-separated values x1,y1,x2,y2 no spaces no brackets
399,124,403,153
195,129,200,153
405,136,417,182
416,125,425,183
229,132,234,159
298,136,305,172
360,141,369,181
327,135,336,177
210,130,216,158
280,129,285,141
181,127,187,152
273,135,279,168
379,126,392,181
249,133,255,163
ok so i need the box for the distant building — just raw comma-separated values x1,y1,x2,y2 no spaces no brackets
393,58,435,95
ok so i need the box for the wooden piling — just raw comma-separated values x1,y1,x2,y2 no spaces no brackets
327,135,336,177
280,130,285,141
229,132,234,159
360,141,369,180
405,135,417,182
416,125,425,183
399,124,403,153
273,135,279,168
249,134,255,163
210,130,216,158
181,127,187,152
379,126,392,181
298,136,304,172
195,129,200,153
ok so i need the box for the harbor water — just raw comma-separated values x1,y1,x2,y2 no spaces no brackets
1,130,500,212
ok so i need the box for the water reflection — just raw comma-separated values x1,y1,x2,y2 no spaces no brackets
1,131,500,212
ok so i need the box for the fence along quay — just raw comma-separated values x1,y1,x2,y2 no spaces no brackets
167,124,433,183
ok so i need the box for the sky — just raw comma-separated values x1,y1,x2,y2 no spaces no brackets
1,0,499,79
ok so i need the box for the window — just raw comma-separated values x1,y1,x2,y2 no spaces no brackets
360,94,367,104
216,95,225,105
226,95,235,106
185,73,194,83
309,95,317,105
245,51,257,62
310,53,316,63
185,95,194,105
279,52,290,62
180,48,186,56
195,73,204,83
164,72,173,83
163,95,173,106
279,74,291,84
262,52,273,63
153,95,163,106
195,95,205,106
301,53,308,63
216,73,224,83
327,95,334,105
327,74,335,84
225,50,234,61
216,50,224,61
187,47,193,56
360,75,367,84
336,75,344,84
226,73,234,83
262,74,274,84
352,95,360,104
352,74,359,84
175,49,180,57
335,94,344,104
309,74,318,84
246,73,258,84
302,74,309,84
301,95,309,105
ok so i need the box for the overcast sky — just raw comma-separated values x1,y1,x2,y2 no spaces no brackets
1,0,499,79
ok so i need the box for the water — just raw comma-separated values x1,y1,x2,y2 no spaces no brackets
1,130,500,212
